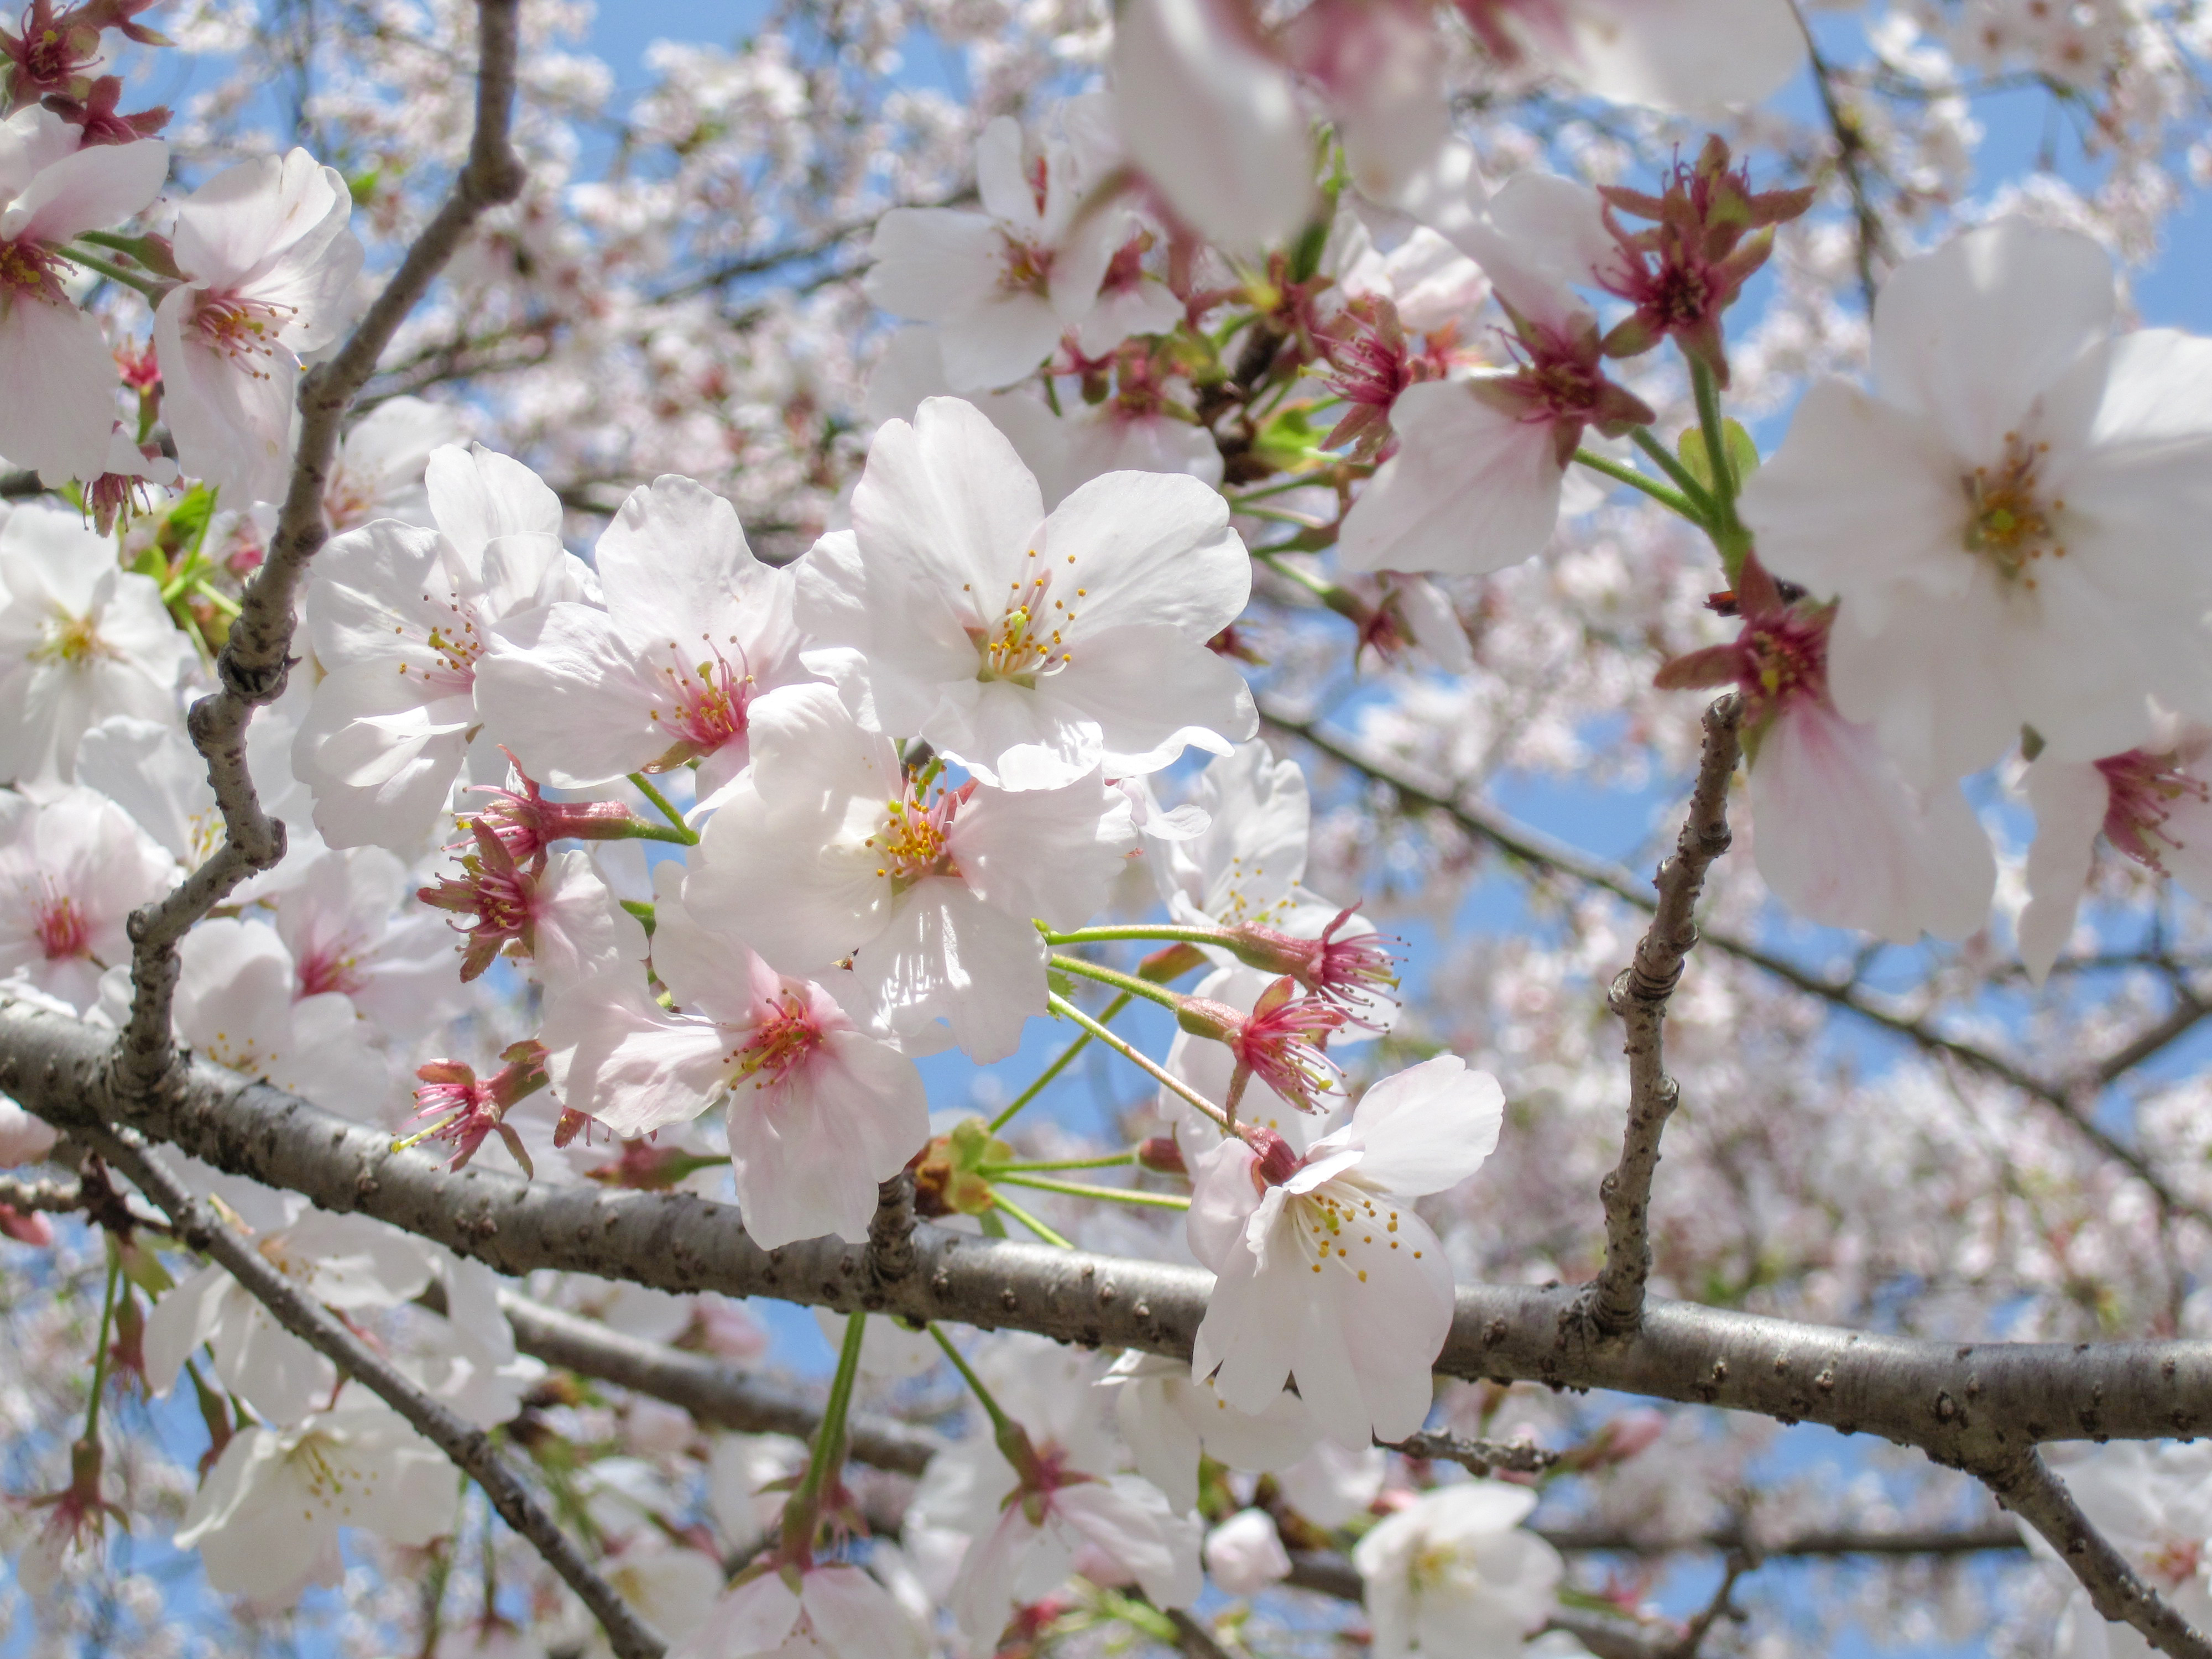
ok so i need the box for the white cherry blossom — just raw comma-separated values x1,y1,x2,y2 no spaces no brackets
864,114,1120,392
1204,1507,1293,1597
171,916,389,1120
797,397,1255,791
1102,1350,1319,1512
0,784,174,1011
686,683,1134,1061
268,847,461,1039
155,148,366,504
549,870,929,1248
1188,1056,1503,1446
171,1401,454,1604
2026,1442,2212,1659
0,108,168,483
669,1563,925,1659
0,503,192,785
478,474,810,801
1462,0,1804,112
294,444,594,852
1740,220,2212,786
324,396,462,531
1351,1480,1566,1658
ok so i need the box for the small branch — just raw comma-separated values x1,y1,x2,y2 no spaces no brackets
86,1126,664,1659
0,1172,87,1213
1165,1608,1237,1659
1981,1449,2212,1659
1584,696,1743,1338
1667,1550,1752,1659
1383,1430,1560,1477
109,0,529,1107
1540,1519,2025,1557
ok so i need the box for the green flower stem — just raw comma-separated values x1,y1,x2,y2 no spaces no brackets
994,1172,1190,1211
1256,550,1340,603
191,580,243,618
57,243,165,301
1046,990,1231,1129
929,1323,1018,1439
980,1152,1138,1174
987,989,1132,1134
620,819,695,845
84,1250,121,1443
780,1308,869,1558
1573,448,1703,523
990,1190,1074,1248
1048,954,1185,1012
1626,429,1720,518
1690,359,1738,507
1042,924,1231,950
625,774,697,843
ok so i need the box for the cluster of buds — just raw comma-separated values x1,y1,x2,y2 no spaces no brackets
402,1040,550,1173
1594,134,1815,385
463,758,646,861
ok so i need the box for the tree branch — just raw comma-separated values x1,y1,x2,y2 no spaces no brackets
15,995,2212,1462
1980,1448,2212,1659
81,1124,664,1659
1259,704,2212,1228
109,0,529,1107
0,1171,89,1213
1383,1429,1560,1477
1585,696,1741,1338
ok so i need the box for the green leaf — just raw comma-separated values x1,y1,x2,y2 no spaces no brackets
1678,419,1761,493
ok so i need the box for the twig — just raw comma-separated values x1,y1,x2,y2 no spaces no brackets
1260,704,2212,1228
1165,1609,1237,1659
1539,1519,2024,1557
84,1126,665,1659
1980,1448,2212,1659
108,0,529,1107
1585,696,1743,1338
1668,1549,1753,1658
1383,1430,1560,1477
0,1173,87,1213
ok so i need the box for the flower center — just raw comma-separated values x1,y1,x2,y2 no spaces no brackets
729,989,824,1089
395,586,486,689
1000,236,1053,298
975,550,1081,684
33,893,88,960
1285,1180,1407,1286
33,610,108,666
1962,432,2064,586
653,639,753,756
867,777,964,889
0,238,65,301
297,946,363,999
191,293,296,375
1736,610,1825,723
2150,1537,2203,1591
2097,748,2210,875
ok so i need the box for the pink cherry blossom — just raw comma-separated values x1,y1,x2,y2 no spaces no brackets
154,148,365,503
0,784,173,1010
1188,1055,1503,1446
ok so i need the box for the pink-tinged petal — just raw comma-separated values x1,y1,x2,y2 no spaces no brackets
1869,220,2114,466
1055,1477,1201,1608
1338,1055,1503,1197
670,1572,802,1659
0,296,123,483
169,150,345,286
947,772,1133,930
1039,468,1247,638
476,604,669,787
849,397,1046,620
2018,758,2110,984
853,882,1045,1061
1193,1214,1304,1413
863,208,1011,322
595,474,761,642
1060,627,1259,778
1746,698,1996,945
2,137,168,243
1109,0,1316,253
156,290,299,504
424,444,564,564
800,1565,925,1659
1186,1134,1264,1271
1337,382,1564,577
1735,379,1966,632
1561,0,1804,112
554,984,732,1137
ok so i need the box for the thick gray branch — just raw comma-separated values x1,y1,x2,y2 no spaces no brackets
82,1125,664,1659
15,997,2212,1465
1585,696,1741,1338
1983,1449,2212,1659
112,0,528,1103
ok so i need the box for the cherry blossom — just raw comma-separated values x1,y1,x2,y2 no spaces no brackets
0,784,173,1011
171,916,388,1119
144,1208,436,1425
2028,1443,2212,1658
1101,1350,1319,1512
1204,1507,1293,1597
1188,1056,1503,1445
687,683,1134,1061
864,113,1121,393
154,148,365,504
0,1094,57,1164
294,443,594,851
324,396,462,531
171,1402,455,1604
2019,721,2212,982
1655,559,1996,943
550,872,929,1249
0,502,192,785
797,397,1255,791
268,847,461,1038
1739,220,2212,786
1351,1480,1566,1658
1460,0,1804,112
0,107,166,482
478,474,810,801
670,1562,925,1659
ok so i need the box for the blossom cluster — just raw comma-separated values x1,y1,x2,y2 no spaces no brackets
3,0,2212,1654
